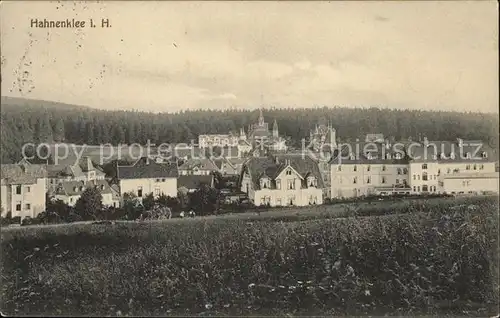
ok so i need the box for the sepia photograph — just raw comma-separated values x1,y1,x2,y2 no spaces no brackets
0,1,499,316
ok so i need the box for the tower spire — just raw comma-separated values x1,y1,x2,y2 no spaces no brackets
258,108,264,126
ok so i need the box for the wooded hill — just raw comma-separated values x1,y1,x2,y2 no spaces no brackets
1,96,498,164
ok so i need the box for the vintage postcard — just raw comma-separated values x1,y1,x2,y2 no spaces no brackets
1,1,498,316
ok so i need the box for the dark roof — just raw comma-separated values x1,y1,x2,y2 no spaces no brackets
54,179,114,196
1,163,47,185
243,154,325,190
177,175,214,190
178,158,219,171
117,157,178,179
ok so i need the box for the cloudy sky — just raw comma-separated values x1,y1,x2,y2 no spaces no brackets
1,1,498,113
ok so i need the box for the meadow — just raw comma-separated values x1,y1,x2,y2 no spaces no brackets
1,196,499,316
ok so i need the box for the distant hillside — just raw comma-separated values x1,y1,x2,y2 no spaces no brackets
1,96,91,111
1,96,498,164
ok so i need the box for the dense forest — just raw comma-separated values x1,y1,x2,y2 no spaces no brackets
1,97,498,164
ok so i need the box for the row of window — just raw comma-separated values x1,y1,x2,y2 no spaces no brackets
261,178,315,190
137,187,164,197
15,202,31,211
412,185,436,192
349,177,405,184
260,196,301,206
337,166,408,174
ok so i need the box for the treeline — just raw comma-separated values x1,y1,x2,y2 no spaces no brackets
1,98,498,163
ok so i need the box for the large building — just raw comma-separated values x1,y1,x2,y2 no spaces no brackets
239,153,324,206
115,157,179,199
330,138,498,198
44,156,106,191
1,163,47,219
246,109,287,152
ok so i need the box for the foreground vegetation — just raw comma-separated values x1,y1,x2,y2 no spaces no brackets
1,197,498,316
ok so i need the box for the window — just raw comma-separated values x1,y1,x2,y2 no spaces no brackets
156,178,160,182
308,177,316,187
413,186,416,192
286,169,292,175
26,186,30,193
16,185,21,195
276,180,281,190
338,165,342,171
422,172,428,181
154,187,160,197
437,169,441,176
482,152,488,158
422,164,428,169
287,179,295,190
422,185,428,192
382,176,386,184
261,197,266,205
353,177,357,184
417,186,421,192
413,175,416,180
447,168,451,174
396,179,400,184
261,178,268,189
480,164,484,170
16,201,21,211
25,203,31,210
367,165,371,172
417,175,420,180
397,168,401,175
382,165,386,171
466,165,470,170
473,164,477,170
70,197,73,203
366,177,371,184
137,186,143,197
353,165,357,172
162,178,166,182
403,168,408,174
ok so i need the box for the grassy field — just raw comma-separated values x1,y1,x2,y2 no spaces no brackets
1,197,499,316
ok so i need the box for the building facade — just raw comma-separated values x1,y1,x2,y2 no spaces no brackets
116,157,178,199
1,163,47,219
239,154,323,207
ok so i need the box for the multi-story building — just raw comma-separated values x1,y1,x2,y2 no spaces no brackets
247,109,288,152
1,163,47,219
115,157,178,199
239,153,323,206
330,137,498,198
330,143,410,198
198,133,240,148
177,175,215,193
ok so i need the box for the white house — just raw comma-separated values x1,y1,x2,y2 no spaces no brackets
177,175,215,193
53,179,121,207
1,163,47,219
240,154,324,207
178,158,219,176
116,157,178,199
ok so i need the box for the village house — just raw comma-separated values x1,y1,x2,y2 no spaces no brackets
239,153,324,207
44,156,106,191
115,156,178,199
53,179,121,207
1,163,47,219
178,158,219,176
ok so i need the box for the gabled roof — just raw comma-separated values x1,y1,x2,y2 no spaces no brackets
242,154,325,190
117,157,178,179
1,164,47,185
178,158,219,171
177,175,214,190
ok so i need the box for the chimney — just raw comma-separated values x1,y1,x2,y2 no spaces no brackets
275,156,279,164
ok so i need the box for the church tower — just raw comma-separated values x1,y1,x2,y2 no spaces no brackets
272,119,279,138
239,127,247,140
326,122,337,148
258,108,265,127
